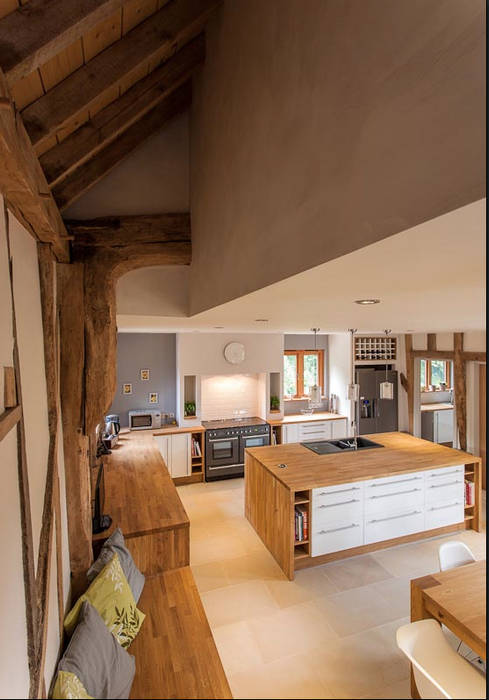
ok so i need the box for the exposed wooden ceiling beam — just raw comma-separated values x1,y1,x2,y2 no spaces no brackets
40,36,204,186
65,213,191,247
0,70,69,261
0,0,125,88
53,81,191,211
21,0,218,151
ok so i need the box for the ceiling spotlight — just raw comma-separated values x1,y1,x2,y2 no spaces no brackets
354,299,380,305
254,319,269,322
214,326,224,329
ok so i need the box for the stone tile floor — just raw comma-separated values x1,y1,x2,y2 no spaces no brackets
177,479,486,699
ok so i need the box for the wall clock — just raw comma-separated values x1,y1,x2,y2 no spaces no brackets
223,342,245,365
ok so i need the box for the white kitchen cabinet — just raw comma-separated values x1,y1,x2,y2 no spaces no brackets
283,424,300,444
154,433,191,478
331,419,348,439
297,421,332,442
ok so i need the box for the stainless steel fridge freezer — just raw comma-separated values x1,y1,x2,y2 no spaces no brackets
356,368,399,434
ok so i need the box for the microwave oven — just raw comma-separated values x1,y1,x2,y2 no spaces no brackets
128,409,162,430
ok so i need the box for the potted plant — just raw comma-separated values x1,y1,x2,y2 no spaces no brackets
270,395,280,411
184,401,196,417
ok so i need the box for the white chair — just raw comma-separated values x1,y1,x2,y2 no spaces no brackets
438,541,476,571
396,619,486,699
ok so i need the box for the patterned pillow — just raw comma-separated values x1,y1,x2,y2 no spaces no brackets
52,671,92,699
64,553,145,648
87,528,145,603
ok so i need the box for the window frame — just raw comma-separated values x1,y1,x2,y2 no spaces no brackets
284,349,325,399
420,359,451,392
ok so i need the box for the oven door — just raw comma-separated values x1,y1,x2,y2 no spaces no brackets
206,435,240,469
240,433,270,462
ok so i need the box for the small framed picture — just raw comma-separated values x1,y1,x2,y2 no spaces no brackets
140,369,150,381
122,383,132,395
149,392,159,404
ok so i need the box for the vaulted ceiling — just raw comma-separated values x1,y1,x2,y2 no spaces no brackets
0,0,218,258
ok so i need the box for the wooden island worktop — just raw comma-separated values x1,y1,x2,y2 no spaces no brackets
245,432,481,579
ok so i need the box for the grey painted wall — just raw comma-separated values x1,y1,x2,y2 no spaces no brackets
283,334,329,414
109,333,177,427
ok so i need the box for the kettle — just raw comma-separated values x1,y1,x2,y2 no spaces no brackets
104,414,120,445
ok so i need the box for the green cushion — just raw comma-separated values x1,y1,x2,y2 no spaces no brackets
87,528,145,603
64,553,145,648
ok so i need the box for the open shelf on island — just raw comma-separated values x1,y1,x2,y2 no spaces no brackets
294,539,309,546
294,490,310,504
294,544,309,559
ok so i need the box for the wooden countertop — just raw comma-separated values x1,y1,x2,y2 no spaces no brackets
93,430,189,541
246,431,480,491
120,424,204,436
420,403,454,412
267,412,347,426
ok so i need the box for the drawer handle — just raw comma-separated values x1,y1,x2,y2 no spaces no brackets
429,502,462,511
368,510,422,524
428,469,463,478
369,477,422,488
317,523,360,535
369,488,422,499
429,481,462,489
318,486,361,495
317,499,360,508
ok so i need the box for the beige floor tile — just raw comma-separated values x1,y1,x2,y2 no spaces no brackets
371,540,439,578
364,677,411,699
228,653,335,699
223,550,284,586
212,620,264,675
200,580,279,628
314,583,406,637
191,560,230,592
189,532,249,566
248,600,338,664
293,566,340,596
321,553,393,591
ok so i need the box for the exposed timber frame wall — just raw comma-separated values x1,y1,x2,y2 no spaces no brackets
58,214,191,584
0,198,69,698
403,333,486,452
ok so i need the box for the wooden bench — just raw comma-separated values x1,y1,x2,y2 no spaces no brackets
130,567,232,699
91,430,232,698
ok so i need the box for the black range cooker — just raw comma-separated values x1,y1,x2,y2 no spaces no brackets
202,417,270,481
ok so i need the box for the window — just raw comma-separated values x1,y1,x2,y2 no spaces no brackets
284,350,324,398
420,359,451,392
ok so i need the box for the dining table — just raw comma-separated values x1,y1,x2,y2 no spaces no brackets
410,559,486,697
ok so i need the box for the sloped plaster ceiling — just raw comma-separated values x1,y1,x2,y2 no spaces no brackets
63,112,189,219
116,199,485,333
188,0,485,314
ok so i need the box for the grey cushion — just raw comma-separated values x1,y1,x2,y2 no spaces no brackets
58,601,135,699
87,528,145,602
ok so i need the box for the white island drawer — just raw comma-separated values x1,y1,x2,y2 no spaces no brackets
425,477,464,505
311,520,363,557
365,509,424,544
365,483,424,516
425,465,464,481
313,496,363,527
425,500,464,529
365,473,424,498
313,481,363,502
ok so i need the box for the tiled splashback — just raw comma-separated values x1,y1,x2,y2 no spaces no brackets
201,374,261,420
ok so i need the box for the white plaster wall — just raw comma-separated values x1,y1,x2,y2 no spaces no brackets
0,197,31,697
9,213,50,569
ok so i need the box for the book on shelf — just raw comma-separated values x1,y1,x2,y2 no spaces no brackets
465,479,475,506
271,430,277,445
294,504,308,542
191,438,202,458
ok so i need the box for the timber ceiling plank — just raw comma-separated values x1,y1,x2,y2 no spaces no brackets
41,35,204,186
53,81,191,210
21,0,218,151
0,69,69,260
0,0,125,87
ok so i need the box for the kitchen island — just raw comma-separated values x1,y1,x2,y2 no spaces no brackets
245,432,481,580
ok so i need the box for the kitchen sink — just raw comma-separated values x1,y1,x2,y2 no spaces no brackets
301,437,384,454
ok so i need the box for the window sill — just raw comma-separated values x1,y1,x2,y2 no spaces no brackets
284,396,327,402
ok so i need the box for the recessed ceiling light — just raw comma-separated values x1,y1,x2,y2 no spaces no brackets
254,319,269,322
354,299,381,305
214,326,224,329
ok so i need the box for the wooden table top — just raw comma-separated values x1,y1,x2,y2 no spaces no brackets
93,430,189,541
420,403,454,412
246,431,480,491
120,424,205,436
412,561,486,659
267,412,347,425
